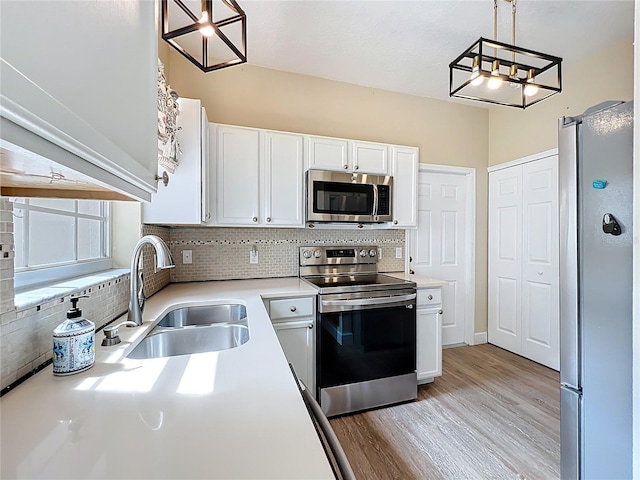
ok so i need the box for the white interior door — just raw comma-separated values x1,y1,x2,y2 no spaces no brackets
488,166,523,353
409,170,468,346
521,156,559,370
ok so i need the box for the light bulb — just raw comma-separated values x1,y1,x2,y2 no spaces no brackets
470,71,484,87
198,10,214,37
487,59,502,90
524,84,539,97
523,68,539,97
487,74,502,90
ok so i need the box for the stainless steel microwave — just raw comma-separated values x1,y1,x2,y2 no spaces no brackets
306,170,393,223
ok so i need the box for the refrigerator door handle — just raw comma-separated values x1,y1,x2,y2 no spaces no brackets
558,118,580,390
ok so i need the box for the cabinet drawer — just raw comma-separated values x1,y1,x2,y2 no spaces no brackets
417,288,442,308
269,297,315,320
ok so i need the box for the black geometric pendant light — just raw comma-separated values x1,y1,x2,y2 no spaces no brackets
161,0,246,72
449,0,562,109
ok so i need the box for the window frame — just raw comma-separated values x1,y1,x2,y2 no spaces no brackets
12,198,112,291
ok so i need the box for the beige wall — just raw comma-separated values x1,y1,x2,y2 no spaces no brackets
488,36,634,166
168,50,490,334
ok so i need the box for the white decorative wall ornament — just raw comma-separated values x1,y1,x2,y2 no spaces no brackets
157,60,181,174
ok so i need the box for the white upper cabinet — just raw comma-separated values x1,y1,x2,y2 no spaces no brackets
143,99,210,225
390,145,419,227
263,132,305,226
351,141,389,175
212,125,304,227
214,125,261,225
0,1,158,201
307,136,389,175
307,136,349,171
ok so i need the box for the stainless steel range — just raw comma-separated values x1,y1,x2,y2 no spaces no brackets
299,246,417,417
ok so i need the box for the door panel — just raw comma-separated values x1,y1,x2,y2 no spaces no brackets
521,156,559,370
410,170,468,346
489,166,522,353
489,156,559,370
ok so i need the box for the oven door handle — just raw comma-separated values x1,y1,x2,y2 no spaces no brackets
290,365,356,480
321,293,416,308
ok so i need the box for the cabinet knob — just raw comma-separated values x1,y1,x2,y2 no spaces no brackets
290,306,297,312
266,217,272,223
354,165,359,170
439,310,443,315
308,323,314,329
343,164,348,169
252,217,258,222
393,219,398,225
428,295,433,300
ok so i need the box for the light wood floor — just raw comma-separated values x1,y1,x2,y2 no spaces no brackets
330,344,560,480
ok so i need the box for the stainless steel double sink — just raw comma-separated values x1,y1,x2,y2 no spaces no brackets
127,304,250,360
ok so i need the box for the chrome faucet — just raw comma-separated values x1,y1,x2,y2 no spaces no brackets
128,235,175,326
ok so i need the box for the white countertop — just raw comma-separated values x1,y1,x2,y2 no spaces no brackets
1,278,335,480
385,272,449,288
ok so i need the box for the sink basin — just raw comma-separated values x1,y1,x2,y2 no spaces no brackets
126,304,250,360
157,304,247,328
127,322,249,359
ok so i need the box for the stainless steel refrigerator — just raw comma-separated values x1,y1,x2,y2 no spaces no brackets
558,101,633,479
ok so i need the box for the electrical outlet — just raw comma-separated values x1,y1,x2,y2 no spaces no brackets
250,247,259,264
182,250,193,265
395,247,402,259
377,247,382,260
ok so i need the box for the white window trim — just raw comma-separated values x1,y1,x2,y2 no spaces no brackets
12,199,113,292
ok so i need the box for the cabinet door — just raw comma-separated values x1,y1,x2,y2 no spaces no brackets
200,107,211,223
143,99,204,225
351,141,389,174
215,126,260,225
0,1,157,201
416,308,442,382
263,132,304,227
273,319,315,394
307,136,348,171
390,146,419,227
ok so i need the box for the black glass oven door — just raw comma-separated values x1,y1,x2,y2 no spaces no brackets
317,304,416,392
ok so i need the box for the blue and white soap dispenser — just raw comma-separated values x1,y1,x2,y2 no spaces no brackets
52,296,95,376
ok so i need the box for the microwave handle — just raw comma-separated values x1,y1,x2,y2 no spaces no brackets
372,184,379,217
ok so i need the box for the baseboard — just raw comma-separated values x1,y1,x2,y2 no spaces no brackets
473,332,488,345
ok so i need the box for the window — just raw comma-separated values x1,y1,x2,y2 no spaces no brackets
12,198,111,290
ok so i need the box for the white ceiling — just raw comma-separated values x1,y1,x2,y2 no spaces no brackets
234,0,635,104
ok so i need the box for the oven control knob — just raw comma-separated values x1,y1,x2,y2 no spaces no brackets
368,249,376,257
359,249,367,258
313,249,322,258
302,250,312,259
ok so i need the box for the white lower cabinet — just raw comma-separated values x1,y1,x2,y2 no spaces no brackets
265,296,315,394
416,287,443,383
